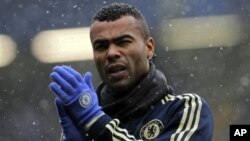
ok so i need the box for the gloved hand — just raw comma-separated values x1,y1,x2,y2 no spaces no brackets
49,65,104,130
55,97,84,141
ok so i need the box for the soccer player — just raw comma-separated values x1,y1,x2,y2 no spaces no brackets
49,3,213,141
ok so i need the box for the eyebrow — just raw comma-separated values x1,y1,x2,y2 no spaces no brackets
93,34,134,45
113,34,134,42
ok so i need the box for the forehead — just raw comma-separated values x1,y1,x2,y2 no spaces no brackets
90,16,141,40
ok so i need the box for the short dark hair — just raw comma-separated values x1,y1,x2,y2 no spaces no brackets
92,3,150,41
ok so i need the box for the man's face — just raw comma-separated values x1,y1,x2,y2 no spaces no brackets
90,16,154,93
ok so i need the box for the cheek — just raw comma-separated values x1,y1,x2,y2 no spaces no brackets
132,47,147,63
94,55,105,72
128,48,148,71
94,52,104,64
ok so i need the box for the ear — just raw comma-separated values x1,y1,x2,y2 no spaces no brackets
145,37,155,60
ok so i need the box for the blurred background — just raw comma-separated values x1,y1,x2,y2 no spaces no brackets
0,0,249,140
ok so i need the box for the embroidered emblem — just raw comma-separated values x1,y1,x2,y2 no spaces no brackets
79,92,92,108
140,119,164,141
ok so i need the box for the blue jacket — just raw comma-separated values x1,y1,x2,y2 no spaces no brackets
85,64,214,141
86,93,213,141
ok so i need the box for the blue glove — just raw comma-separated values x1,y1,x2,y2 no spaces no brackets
55,97,85,141
49,65,104,130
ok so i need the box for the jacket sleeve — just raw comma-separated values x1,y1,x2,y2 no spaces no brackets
87,114,143,141
157,93,214,141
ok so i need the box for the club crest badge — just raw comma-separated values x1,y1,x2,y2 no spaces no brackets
79,92,92,108
140,119,164,141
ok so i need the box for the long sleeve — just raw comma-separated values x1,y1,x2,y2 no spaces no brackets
87,114,143,141
158,93,214,141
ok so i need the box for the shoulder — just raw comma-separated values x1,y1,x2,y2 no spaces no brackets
139,93,213,141
160,93,209,108
156,93,214,140
158,93,213,121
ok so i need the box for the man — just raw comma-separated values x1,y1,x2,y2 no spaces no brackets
49,3,213,141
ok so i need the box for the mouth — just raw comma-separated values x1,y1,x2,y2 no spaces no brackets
106,64,127,80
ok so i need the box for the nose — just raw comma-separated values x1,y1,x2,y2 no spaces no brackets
106,44,120,62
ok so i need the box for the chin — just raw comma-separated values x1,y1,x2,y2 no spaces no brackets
109,80,131,92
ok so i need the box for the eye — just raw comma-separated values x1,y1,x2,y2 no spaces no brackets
93,41,109,51
115,39,132,47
